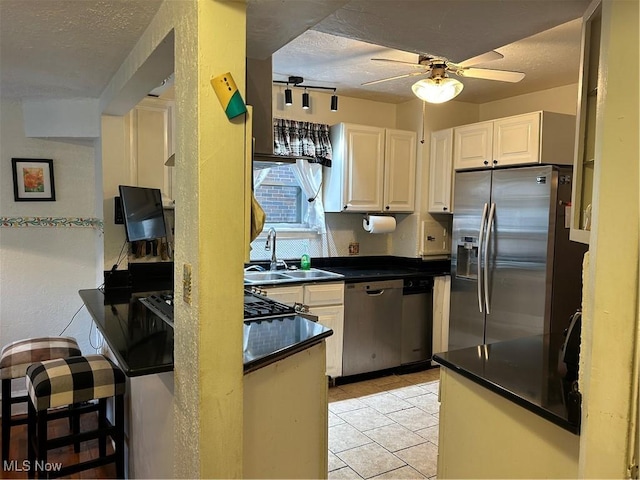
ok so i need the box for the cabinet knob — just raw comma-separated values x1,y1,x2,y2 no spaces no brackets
343,205,348,210
385,205,390,210
493,160,498,165
484,160,489,166
443,207,448,211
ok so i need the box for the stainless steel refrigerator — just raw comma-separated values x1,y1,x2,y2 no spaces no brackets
448,165,588,351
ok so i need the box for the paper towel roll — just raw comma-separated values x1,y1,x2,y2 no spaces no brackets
363,215,396,234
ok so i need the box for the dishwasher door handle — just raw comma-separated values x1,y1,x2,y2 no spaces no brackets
365,289,385,296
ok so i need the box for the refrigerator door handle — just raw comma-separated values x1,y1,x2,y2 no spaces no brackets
477,202,489,313
484,202,496,314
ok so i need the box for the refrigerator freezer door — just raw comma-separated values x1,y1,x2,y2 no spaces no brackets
484,166,553,344
449,170,491,350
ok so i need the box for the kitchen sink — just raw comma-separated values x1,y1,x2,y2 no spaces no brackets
244,272,291,282
284,269,343,280
243,268,343,285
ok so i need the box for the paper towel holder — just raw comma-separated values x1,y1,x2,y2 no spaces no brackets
363,214,395,227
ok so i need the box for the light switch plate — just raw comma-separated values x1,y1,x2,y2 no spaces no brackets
183,263,192,304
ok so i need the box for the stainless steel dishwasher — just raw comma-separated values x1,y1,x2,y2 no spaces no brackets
401,277,433,365
343,279,403,376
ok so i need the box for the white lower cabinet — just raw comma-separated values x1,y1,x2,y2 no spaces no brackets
307,305,344,379
259,285,303,305
432,275,451,364
259,281,345,379
304,282,345,379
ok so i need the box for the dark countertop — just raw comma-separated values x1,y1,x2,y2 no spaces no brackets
433,334,581,434
80,289,332,377
80,289,174,377
247,256,451,283
243,315,332,374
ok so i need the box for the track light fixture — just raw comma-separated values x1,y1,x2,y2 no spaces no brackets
330,89,338,112
302,89,310,109
274,76,338,111
284,86,293,106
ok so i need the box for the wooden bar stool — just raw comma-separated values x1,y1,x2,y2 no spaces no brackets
25,354,126,479
1,337,81,463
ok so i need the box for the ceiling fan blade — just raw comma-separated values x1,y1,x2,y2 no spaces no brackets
456,67,525,83
456,50,504,68
362,71,427,86
371,58,426,69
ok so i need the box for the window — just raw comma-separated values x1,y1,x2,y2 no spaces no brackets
254,164,307,227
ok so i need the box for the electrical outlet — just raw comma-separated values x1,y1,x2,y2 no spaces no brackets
183,263,192,304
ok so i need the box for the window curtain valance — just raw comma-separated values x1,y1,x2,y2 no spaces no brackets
273,119,332,167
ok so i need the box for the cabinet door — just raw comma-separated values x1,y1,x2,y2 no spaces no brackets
492,112,541,167
432,275,450,365
261,285,304,306
343,125,385,212
303,282,344,307
453,121,493,170
383,129,417,212
570,0,601,245
428,129,454,213
309,305,344,378
132,97,174,203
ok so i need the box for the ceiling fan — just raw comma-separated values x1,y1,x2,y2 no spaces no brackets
363,51,525,103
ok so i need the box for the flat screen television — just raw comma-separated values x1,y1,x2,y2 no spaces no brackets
118,185,167,242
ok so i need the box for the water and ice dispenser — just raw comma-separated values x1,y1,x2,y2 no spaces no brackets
456,236,479,279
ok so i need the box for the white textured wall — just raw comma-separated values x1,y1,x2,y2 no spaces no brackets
101,114,131,269
0,99,101,360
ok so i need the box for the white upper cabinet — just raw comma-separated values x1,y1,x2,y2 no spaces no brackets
324,123,416,213
131,97,175,204
570,0,602,245
383,129,417,212
453,121,493,170
428,128,454,213
453,111,575,171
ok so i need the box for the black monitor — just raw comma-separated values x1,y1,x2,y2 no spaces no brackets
118,185,167,242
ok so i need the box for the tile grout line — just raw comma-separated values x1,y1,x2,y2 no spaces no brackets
329,375,440,479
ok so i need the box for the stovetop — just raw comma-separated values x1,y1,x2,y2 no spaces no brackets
243,290,296,319
139,290,297,324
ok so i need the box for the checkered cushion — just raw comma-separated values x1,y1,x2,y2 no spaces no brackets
26,355,125,411
0,336,81,380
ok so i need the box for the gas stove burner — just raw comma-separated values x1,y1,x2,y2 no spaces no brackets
243,290,296,320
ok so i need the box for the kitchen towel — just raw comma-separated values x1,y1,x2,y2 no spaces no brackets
363,215,396,234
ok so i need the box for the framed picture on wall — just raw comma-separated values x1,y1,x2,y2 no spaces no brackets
11,158,56,201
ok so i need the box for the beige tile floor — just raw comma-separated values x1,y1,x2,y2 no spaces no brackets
328,367,441,479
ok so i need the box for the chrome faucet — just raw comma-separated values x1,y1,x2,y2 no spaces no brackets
265,228,278,271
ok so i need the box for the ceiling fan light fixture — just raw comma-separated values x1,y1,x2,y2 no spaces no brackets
284,87,293,106
302,90,310,109
412,77,464,104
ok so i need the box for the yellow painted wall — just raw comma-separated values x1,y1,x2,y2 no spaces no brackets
438,369,580,479
101,1,247,477
479,83,579,120
578,0,639,476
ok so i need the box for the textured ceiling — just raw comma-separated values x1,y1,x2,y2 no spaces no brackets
0,0,589,105
270,0,589,104
273,18,583,104
0,0,162,100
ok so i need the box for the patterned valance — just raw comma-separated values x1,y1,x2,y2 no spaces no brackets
273,119,332,167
